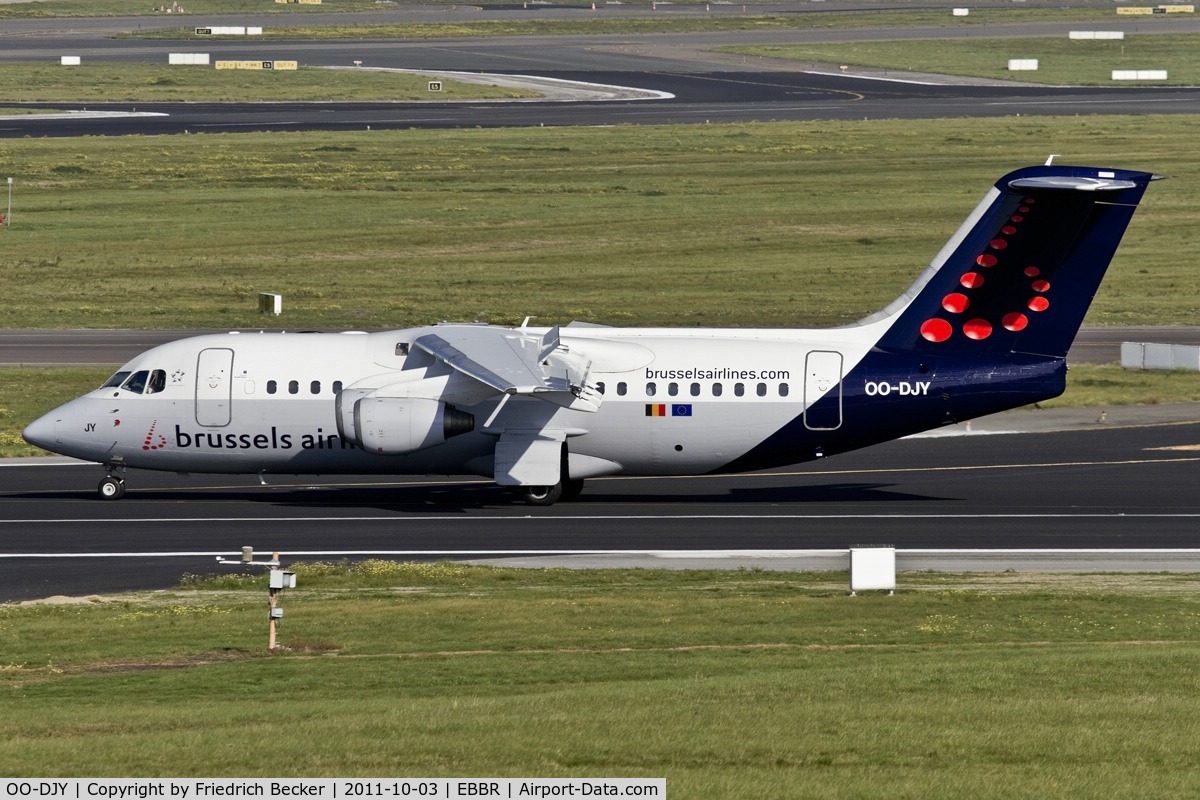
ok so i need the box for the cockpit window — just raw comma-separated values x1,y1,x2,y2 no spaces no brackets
102,371,132,389
146,369,166,394
122,370,149,394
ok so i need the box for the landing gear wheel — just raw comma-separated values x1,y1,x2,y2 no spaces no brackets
561,479,585,502
519,483,563,506
98,476,126,501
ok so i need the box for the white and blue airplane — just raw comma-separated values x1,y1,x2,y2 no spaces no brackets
23,164,1157,503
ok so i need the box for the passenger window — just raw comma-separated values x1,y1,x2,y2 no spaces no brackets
595,381,606,395
332,381,343,394
288,380,299,395
122,370,149,394
690,382,701,397
668,382,679,397
757,383,767,397
734,383,745,397
617,382,627,397
779,383,790,397
146,369,166,394
647,382,657,397
712,383,723,397
310,381,321,395
267,380,277,395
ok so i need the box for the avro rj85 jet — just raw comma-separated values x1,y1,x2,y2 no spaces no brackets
24,164,1157,504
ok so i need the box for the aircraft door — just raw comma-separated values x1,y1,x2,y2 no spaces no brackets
803,350,843,431
196,347,234,427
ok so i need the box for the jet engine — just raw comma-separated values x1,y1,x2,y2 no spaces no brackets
341,394,474,455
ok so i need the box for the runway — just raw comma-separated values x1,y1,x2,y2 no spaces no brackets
4,409,1200,600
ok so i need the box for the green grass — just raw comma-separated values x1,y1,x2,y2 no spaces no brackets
1,116,1197,334
4,564,1200,795
0,64,531,103
729,32,1200,86
125,7,1135,40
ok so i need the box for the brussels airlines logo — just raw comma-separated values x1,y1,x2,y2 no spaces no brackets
170,424,357,451
142,420,167,451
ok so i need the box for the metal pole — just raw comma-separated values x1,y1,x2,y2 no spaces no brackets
6,177,11,227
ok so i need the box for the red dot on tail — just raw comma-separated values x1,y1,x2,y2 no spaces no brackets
920,318,953,343
942,293,969,314
1003,312,1029,332
963,319,993,340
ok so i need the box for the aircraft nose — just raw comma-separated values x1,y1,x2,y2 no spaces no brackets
22,413,59,451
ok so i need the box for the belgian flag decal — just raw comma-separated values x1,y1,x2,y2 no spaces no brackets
646,404,692,417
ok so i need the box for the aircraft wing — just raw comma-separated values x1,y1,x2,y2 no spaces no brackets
412,324,601,411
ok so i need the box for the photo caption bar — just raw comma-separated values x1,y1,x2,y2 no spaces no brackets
1,781,665,800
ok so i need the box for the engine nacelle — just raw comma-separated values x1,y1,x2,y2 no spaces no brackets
351,396,474,455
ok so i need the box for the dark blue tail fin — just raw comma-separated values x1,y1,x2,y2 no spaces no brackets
875,165,1158,359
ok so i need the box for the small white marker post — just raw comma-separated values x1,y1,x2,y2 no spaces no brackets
6,177,12,227
216,546,296,650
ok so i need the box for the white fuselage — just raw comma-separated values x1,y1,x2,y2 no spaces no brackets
31,323,884,479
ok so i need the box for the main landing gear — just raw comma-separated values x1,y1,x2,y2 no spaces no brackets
516,478,584,506
98,466,126,500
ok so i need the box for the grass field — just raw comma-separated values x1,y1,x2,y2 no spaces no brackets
1,116,1196,333
730,32,1200,86
124,7,1132,40
3,563,1200,796
0,64,532,103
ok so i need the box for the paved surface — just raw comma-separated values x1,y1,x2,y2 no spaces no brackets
5,402,1200,601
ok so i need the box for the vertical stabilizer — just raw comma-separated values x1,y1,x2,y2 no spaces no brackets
875,165,1156,359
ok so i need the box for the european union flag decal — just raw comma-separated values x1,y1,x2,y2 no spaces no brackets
671,404,692,417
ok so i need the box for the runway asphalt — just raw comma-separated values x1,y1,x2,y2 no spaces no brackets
4,401,1200,601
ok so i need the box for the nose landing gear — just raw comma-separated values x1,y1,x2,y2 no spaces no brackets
98,466,126,500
